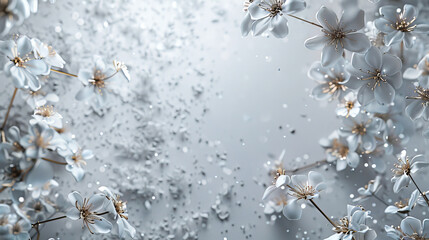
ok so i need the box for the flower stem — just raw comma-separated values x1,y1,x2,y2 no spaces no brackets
41,157,68,165
309,199,336,228
409,174,429,207
32,215,67,228
287,14,323,28
285,159,328,174
0,88,18,134
50,68,78,78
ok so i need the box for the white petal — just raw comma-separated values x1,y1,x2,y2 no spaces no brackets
304,35,328,50
321,44,342,67
269,15,288,38
342,33,370,53
403,68,423,79
401,216,422,236
374,82,395,105
316,6,338,30
283,199,302,220
406,101,425,120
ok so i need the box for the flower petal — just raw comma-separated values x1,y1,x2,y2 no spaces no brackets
304,35,328,50
342,33,370,53
406,101,425,120
374,82,395,105
283,199,302,220
401,216,422,236
252,17,270,36
316,6,338,30
321,44,342,67
269,15,288,38
340,9,365,31
365,46,382,69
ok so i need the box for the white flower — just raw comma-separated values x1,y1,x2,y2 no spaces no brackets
353,176,382,202
66,191,112,234
20,88,59,109
385,217,429,239
20,123,65,159
319,131,360,171
385,189,418,214
31,38,65,68
325,205,376,240
0,35,50,91
62,141,92,182
403,53,429,88
0,0,30,36
305,7,370,66
336,92,361,118
282,171,326,220
30,105,63,129
375,4,429,47
99,186,136,238
391,151,429,193
347,46,403,106
244,0,306,38
75,56,130,110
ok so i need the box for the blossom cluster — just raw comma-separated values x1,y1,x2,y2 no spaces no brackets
243,0,429,239
0,33,133,238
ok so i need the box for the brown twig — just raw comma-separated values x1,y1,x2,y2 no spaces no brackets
41,157,67,165
50,68,78,78
309,199,336,228
287,14,323,28
285,159,328,174
1,88,18,132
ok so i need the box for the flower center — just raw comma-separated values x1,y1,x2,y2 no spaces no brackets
351,123,366,135
258,0,283,17
393,15,416,32
12,57,26,67
392,156,411,177
12,223,21,234
289,184,317,200
359,69,388,90
407,86,429,105
114,197,128,219
394,199,408,209
327,139,349,160
323,77,347,95
35,105,55,117
34,201,43,212
334,217,355,235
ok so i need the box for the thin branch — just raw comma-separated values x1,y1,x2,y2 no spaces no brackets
285,159,328,174
1,88,18,131
41,157,67,165
409,174,429,207
32,215,67,228
309,199,337,228
50,68,78,78
287,14,323,28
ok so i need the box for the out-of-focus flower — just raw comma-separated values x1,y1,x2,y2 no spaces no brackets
391,151,429,193
20,88,59,109
59,140,92,182
319,131,359,171
75,56,130,110
325,205,376,240
336,92,361,118
405,86,429,120
339,114,383,152
30,105,63,129
66,191,112,234
0,204,31,240
0,35,50,91
365,21,389,52
243,0,306,38
353,176,382,202
309,60,350,101
347,46,402,106
99,186,136,238
0,0,30,36
20,123,64,159
385,217,429,239
403,53,429,88
375,4,429,47
31,38,65,68
283,171,326,220
305,7,370,66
